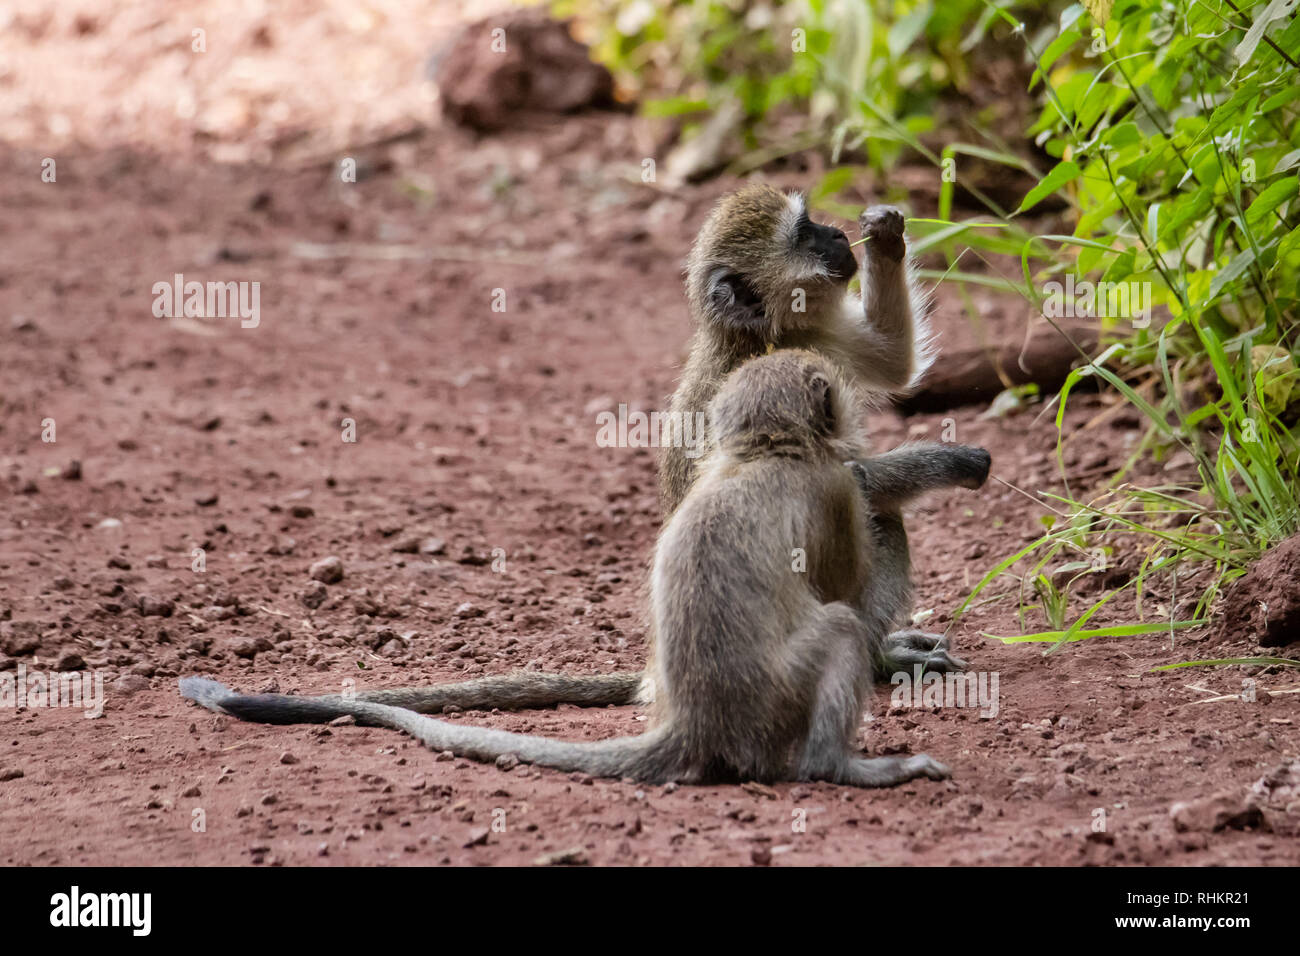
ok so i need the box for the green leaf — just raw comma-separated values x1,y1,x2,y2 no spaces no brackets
1034,29,1081,88
1152,656,1300,671
642,96,710,118
1234,0,1299,66
1260,85,1300,114
1016,160,1081,213
887,1,931,58
984,619,1206,644
810,166,858,202
1245,176,1298,228
1275,149,1300,174
1104,121,1141,149
1209,246,1258,299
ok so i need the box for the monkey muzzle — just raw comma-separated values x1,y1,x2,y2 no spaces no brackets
810,223,857,282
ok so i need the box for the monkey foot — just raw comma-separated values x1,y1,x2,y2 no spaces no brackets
842,753,951,787
876,630,968,679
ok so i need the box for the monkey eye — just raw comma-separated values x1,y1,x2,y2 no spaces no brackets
793,219,816,250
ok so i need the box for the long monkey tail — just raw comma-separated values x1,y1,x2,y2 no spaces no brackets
179,677,678,783
329,670,647,713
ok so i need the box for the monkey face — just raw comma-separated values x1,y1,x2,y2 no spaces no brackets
793,216,857,282
687,185,859,336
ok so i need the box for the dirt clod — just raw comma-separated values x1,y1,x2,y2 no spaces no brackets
1170,792,1265,833
1219,533,1300,647
435,11,617,132
309,557,345,585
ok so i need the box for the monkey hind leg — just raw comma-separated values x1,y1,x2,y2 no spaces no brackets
781,609,954,789
790,603,877,782
855,503,969,680
839,754,951,787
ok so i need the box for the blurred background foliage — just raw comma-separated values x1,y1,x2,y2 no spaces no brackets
554,0,1063,176
550,0,1299,651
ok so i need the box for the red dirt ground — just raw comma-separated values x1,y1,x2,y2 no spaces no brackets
1,1,1296,867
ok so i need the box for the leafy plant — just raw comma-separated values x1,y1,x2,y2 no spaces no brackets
954,0,1299,651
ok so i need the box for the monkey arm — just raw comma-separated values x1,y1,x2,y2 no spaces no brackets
827,206,935,394
849,443,991,512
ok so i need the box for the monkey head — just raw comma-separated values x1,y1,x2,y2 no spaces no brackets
710,349,862,459
686,184,857,339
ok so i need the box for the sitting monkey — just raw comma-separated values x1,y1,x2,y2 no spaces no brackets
182,351,954,787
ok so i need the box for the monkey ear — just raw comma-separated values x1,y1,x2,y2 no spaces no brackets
704,268,766,331
808,372,835,434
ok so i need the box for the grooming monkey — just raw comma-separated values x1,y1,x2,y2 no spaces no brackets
660,185,988,682
241,184,989,715
182,351,950,787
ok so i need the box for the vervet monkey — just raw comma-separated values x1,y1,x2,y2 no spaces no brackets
658,185,986,684
242,185,989,715
660,187,934,513
182,351,951,787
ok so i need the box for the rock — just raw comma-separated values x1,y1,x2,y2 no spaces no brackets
0,769,24,782
453,602,482,619
495,752,519,771
290,504,315,519
309,556,344,585
433,10,618,133
268,535,297,556
301,582,329,609
62,459,82,481
534,846,589,866
111,674,151,696
195,490,219,507
328,715,356,727
1218,533,1300,646
463,827,491,848
139,595,175,617
280,752,299,765
420,537,447,556
144,555,168,569
378,639,406,658
1247,760,1300,834
107,556,132,570
1,621,42,656
56,651,85,670
1169,791,1264,832
181,784,202,798
98,518,123,530
232,637,272,659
